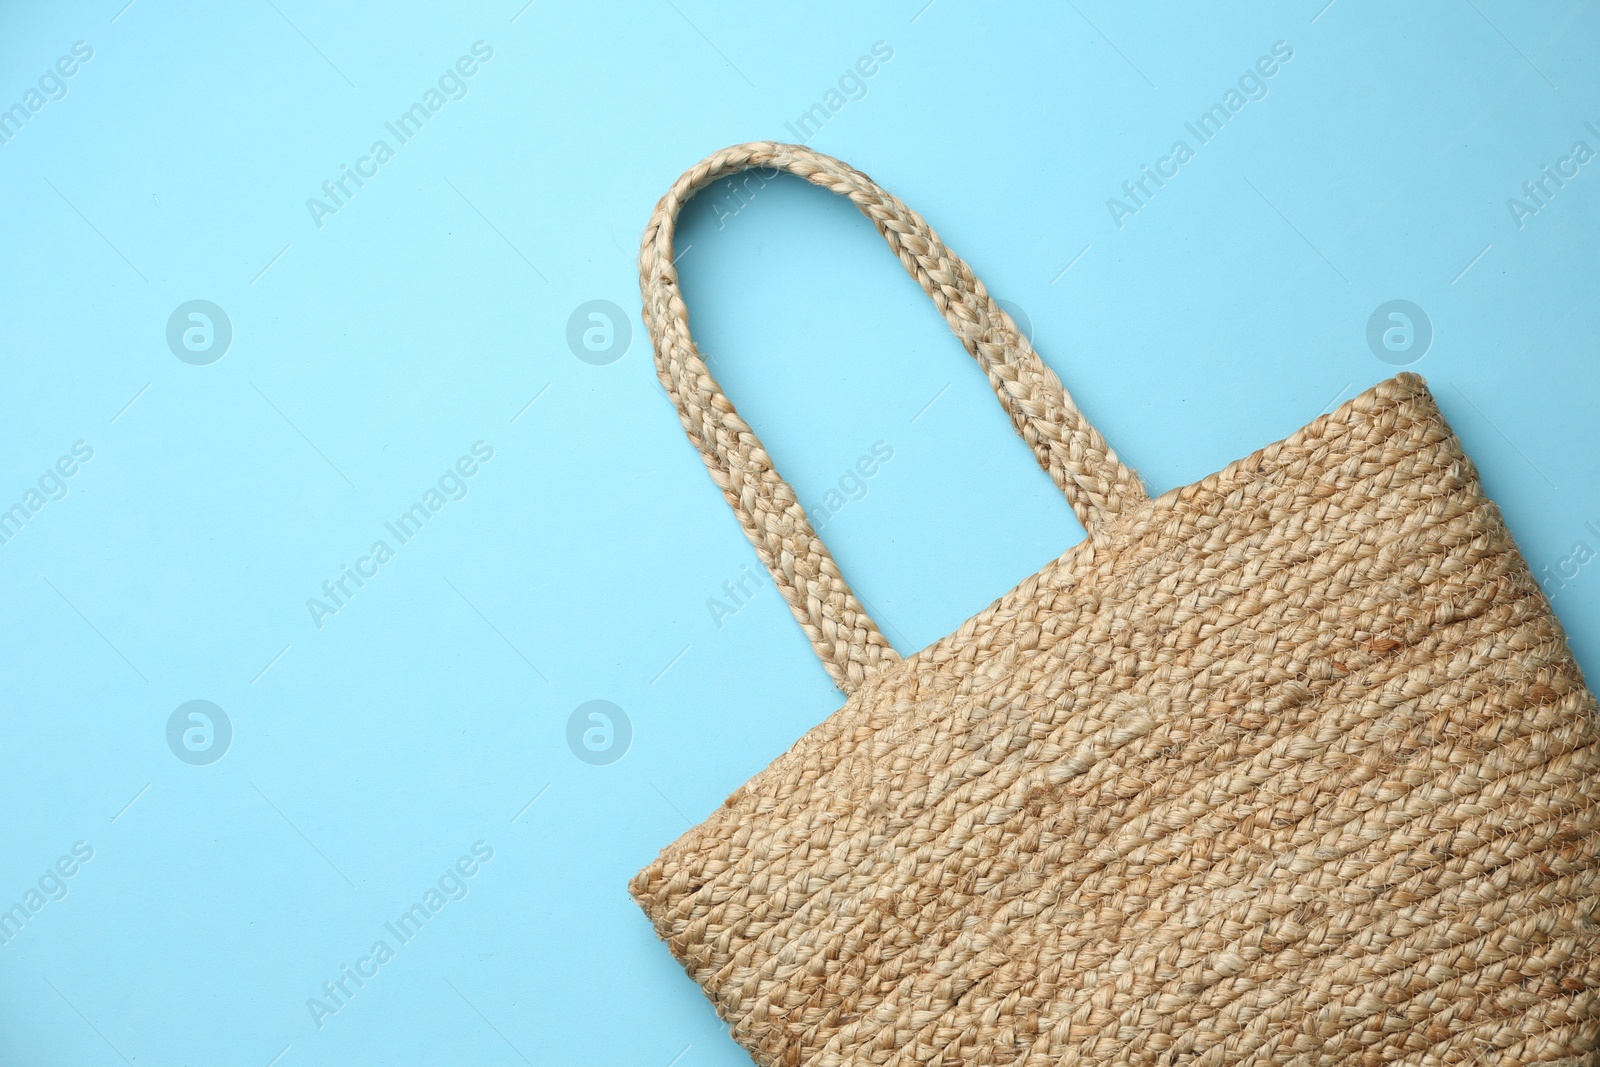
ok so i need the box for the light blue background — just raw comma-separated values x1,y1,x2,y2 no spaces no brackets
2,2,1597,1064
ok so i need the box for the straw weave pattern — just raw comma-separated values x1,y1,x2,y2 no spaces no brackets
632,146,1600,1066
640,142,1146,692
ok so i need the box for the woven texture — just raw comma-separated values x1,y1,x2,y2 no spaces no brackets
640,142,1145,693
632,143,1600,1066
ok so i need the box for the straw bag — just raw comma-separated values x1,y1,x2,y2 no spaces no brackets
631,142,1600,1066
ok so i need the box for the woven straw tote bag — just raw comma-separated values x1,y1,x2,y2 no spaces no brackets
631,142,1600,1066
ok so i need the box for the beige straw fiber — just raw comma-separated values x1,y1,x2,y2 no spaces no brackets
631,142,1600,1066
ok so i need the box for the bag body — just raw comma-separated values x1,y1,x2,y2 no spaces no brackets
633,142,1600,1066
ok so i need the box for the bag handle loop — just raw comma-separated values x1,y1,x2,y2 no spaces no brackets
639,142,1146,693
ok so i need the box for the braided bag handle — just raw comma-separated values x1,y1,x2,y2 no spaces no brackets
640,142,1146,692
